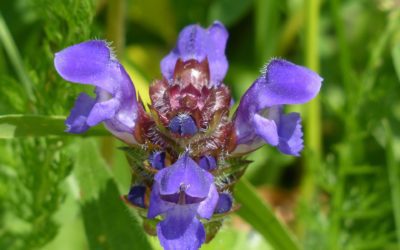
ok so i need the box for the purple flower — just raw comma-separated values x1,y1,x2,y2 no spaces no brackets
127,185,146,208
54,40,139,144
148,154,218,250
214,193,233,214
149,151,167,170
232,59,322,156
54,20,322,250
161,21,228,86
198,155,217,171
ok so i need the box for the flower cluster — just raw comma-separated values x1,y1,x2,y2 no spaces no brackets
54,21,322,250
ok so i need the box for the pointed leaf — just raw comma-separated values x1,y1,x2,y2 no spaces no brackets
74,139,152,250
234,179,300,250
0,114,108,138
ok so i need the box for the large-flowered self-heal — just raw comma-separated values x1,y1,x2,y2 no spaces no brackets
148,154,218,250
54,40,139,144
233,59,322,156
161,22,228,86
54,21,322,250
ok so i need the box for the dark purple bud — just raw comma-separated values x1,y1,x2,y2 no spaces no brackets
149,151,166,170
127,185,146,208
199,155,217,171
214,193,233,214
169,114,198,136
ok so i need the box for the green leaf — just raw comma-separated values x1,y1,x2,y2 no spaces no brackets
74,139,152,250
0,12,35,103
0,114,108,138
234,179,300,250
391,43,400,82
383,120,400,245
129,0,177,44
207,0,254,27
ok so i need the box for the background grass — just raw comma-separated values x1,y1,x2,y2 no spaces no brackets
0,0,399,249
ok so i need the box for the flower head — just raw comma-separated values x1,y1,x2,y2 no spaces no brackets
161,22,228,86
233,59,322,156
148,154,218,250
54,21,322,250
54,40,139,144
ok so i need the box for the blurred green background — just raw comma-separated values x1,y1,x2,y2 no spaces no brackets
0,0,400,249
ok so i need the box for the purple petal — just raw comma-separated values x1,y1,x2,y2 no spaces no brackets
168,114,198,136
157,207,205,250
54,40,139,143
198,155,217,171
54,40,116,93
149,151,166,170
235,59,322,122
148,182,173,218
86,98,119,126
207,22,229,84
214,193,233,214
155,154,213,199
65,93,96,133
127,185,146,208
161,21,228,85
233,59,322,154
277,112,303,156
236,108,304,156
252,114,279,146
196,184,219,219
241,59,322,110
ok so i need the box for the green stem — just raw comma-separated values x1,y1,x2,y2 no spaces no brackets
102,0,126,165
383,120,400,245
328,1,356,247
277,8,304,56
106,0,125,56
235,179,300,250
330,0,355,110
255,0,279,64
355,10,400,114
0,12,36,106
302,0,321,202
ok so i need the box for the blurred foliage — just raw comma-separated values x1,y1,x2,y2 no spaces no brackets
1,0,400,249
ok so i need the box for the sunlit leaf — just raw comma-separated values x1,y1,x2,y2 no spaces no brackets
383,120,400,245
208,0,253,27
0,114,108,138
391,43,400,82
234,179,300,250
129,0,177,43
0,12,35,103
74,139,152,250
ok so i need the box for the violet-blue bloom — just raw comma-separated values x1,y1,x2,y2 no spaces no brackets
169,114,198,136
149,151,167,170
148,154,218,250
233,59,322,156
55,21,322,250
161,21,228,86
127,185,146,208
214,193,233,214
54,40,138,144
198,155,217,171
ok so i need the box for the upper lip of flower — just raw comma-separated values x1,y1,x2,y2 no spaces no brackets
54,40,139,144
232,59,322,156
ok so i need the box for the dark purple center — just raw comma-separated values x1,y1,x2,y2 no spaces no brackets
168,114,198,136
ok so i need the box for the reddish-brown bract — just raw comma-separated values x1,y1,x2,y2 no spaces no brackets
134,59,236,160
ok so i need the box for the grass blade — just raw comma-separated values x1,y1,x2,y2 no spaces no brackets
74,139,152,250
383,120,400,245
234,178,300,250
0,114,108,138
0,12,36,104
